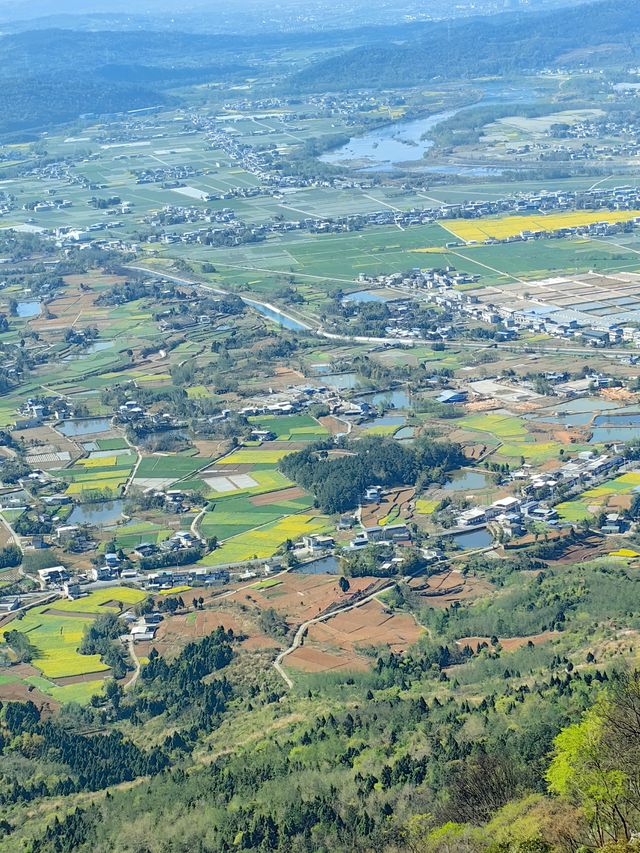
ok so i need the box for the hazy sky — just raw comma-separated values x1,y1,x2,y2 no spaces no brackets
0,0,589,28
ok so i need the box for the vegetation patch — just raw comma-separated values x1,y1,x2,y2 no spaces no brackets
51,587,146,614
201,514,329,565
440,209,640,243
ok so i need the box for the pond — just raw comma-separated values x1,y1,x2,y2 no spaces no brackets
342,290,389,304
320,108,463,170
590,426,640,444
321,372,363,390
394,426,416,440
593,412,640,426
536,398,623,427
294,555,339,575
360,388,411,409
67,499,125,527
443,469,490,492
57,417,112,436
16,301,42,318
415,164,505,177
452,528,494,550
64,340,115,360
242,298,310,331
362,414,406,430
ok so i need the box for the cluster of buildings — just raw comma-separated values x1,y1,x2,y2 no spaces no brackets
369,266,640,350
133,165,197,185
142,567,229,591
455,451,627,539
456,495,555,535
134,530,200,560
143,205,236,228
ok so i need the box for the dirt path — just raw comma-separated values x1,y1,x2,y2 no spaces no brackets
123,635,141,692
273,582,395,689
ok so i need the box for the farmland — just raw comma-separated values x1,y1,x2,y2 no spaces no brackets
216,448,292,465
200,513,330,565
0,606,104,679
199,490,315,541
557,471,640,521
5,10,640,849
439,210,640,244
0,588,145,706
247,414,328,442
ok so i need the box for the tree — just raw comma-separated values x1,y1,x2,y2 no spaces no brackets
338,576,350,593
546,670,640,850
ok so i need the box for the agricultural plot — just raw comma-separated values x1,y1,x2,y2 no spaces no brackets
247,414,328,442
54,451,136,496
217,448,292,465
0,670,106,706
199,490,313,541
133,455,214,489
230,569,378,626
556,471,640,521
456,413,528,441
200,513,330,565
286,599,423,674
415,498,439,514
114,521,174,549
52,587,146,614
0,607,105,679
135,455,213,480
412,237,640,288
440,210,640,244
182,467,293,498
0,589,145,704
175,223,451,304
452,412,581,463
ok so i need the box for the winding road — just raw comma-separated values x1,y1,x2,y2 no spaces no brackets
273,581,395,689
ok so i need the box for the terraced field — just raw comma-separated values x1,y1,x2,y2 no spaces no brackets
0,588,146,705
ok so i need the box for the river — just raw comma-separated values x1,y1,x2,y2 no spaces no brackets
242,298,310,332
320,85,536,173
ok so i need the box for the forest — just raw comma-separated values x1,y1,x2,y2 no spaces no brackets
11,656,640,852
291,0,640,90
278,436,465,513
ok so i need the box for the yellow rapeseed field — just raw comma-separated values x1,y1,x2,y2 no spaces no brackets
433,210,640,244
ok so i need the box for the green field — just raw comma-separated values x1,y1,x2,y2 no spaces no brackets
200,490,313,541
0,607,107,679
217,448,292,465
557,471,640,521
114,521,174,549
0,589,145,700
135,455,213,480
200,513,330,565
180,467,293,498
457,413,527,440
52,587,146,614
247,414,328,442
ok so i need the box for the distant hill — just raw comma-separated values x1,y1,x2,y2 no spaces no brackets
289,0,640,91
0,29,253,138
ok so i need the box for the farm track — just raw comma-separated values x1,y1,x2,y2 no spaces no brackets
273,581,396,689
123,634,141,692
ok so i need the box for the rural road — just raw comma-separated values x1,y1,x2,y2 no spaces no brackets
123,634,142,691
273,581,395,689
